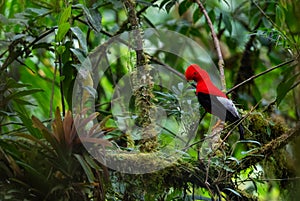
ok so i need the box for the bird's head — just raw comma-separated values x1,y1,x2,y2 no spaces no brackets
185,64,209,83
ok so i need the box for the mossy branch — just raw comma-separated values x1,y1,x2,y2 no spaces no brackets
232,121,300,173
122,0,157,152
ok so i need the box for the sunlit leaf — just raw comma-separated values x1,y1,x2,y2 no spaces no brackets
56,22,70,42
58,5,71,25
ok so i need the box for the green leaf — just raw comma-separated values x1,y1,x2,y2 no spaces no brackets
16,161,46,180
276,5,285,28
252,82,262,103
276,70,299,106
280,0,287,10
26,7,49,16
107,0,123,9
56,22,70,42
16,107,42,138
5,89,43,102
223,13,232,35
178,0,192,16
193,9,202,23
59,5,71,25
74,4,102,32
56,45,66,55
71,27,87,53
190,27,201,37
13,98,37,106
6,78,31,89
74,154,95,183
159,0,171,9
165,1,176,13
83,153,101,170
86,8,102,32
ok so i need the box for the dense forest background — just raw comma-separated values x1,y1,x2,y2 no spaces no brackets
1,0,300,200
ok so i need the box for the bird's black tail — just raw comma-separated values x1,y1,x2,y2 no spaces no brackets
238,124,244,140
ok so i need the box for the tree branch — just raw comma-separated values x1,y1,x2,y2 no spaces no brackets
233,121,300,173
195,0,226,91
227,58,297,95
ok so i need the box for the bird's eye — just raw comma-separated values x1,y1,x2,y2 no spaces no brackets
193,72,197,75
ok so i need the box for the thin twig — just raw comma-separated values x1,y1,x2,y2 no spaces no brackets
195,0,226,91
58,54,65,116
227,58,296,95
1,27,56,71
50,59,58,119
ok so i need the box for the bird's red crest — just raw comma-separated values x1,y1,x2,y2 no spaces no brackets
185,64,209,82
185,64,226,98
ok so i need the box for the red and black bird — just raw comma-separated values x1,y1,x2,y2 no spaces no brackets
185,64,244,139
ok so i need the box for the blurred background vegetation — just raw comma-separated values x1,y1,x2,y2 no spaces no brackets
0,0,300,200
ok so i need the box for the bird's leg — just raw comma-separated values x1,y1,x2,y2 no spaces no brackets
210,119,224,151
212,119,224,131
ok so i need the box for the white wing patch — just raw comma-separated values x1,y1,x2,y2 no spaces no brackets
216,96,239,117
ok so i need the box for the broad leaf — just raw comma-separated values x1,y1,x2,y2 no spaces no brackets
71,27,88,53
